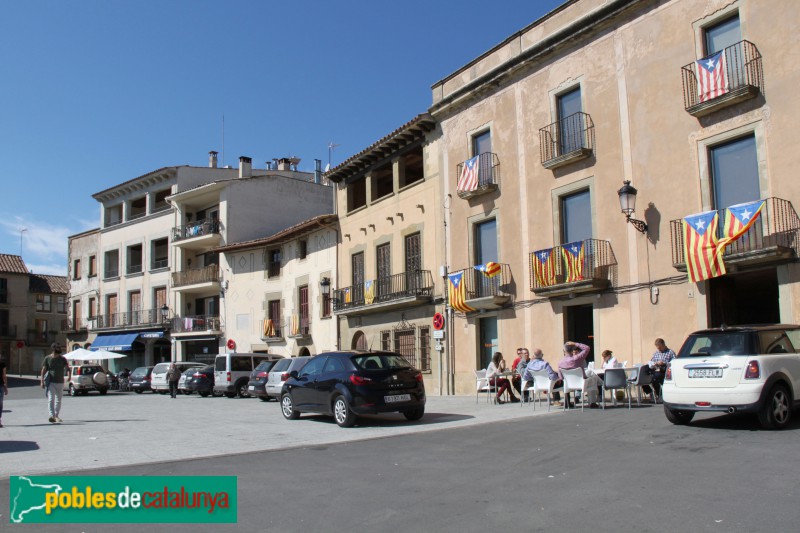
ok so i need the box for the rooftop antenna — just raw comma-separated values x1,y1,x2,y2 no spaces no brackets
19,227,27,257
221,114,225,168
327,141,340,169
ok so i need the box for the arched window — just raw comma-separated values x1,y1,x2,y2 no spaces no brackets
352,331,368,350
298,347,311,357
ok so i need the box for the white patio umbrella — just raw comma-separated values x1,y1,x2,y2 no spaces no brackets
65,347,127,360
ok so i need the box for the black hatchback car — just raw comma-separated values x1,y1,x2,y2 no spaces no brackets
129,366,154,393
280,351,425,427
247,360,280,401
187,365,219,397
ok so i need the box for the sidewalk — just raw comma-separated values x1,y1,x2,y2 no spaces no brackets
0,391,567,479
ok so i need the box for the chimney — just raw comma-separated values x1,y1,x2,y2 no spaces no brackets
239,156,252,178
209,151,218,168
314,159,322,184
275,157,291,171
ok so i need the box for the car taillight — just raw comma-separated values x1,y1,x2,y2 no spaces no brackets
281,372,290,381
665,366,672,381
414,372,423,382
745,360,760,379
257,371,269,378
192,373,203,378
226,372,231,382
349,374,372,385
143,376,150,381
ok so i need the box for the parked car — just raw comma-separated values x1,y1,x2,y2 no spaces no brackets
151,362,205,394
67,364,110,396
246,360,281,401
266,357,311,400
214,353,283,398
129,366,155,393
280,351,425,427
187,365,222,397
662,325,800,429
178,368,197,395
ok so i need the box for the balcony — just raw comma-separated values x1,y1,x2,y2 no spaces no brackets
61,319,87,332
333,270,435,316
287,314,310,339
539,112,594,170
450,263,512,310
172,219,221,250
682,40,763,117
670,197,800,272
530,239,617,298
90,308,166,331
455,152,500,199
0,324,16,338
170,315,222,336
171,265,220,292
27,330,57,346
261,318,283,342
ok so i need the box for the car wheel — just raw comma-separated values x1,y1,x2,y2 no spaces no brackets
134,389,142,394
236,381,250,398
225,392,237,398
281,393,300,420
664,405,694,425
333,395,357,428
69,384,77,397
199,392,209,397
403,407,425,421
99,389,108,396
758,384,792,430
212,390,224,398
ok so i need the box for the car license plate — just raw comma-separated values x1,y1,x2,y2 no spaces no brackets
689,368,723,378
249,386,255,391
384,394,411,403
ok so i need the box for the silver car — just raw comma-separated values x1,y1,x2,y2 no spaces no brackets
265,357,311,399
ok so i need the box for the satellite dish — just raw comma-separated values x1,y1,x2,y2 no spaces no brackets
324,163,331,172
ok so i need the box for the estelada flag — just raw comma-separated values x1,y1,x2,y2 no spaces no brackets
456,156,479,192
561,241,585,283
474,262,501,278
364,280,375,305
447,272,475,313
717,199,765,250
682,210,725,283
696,50,729,102
291,315,300,336
531,248,557,287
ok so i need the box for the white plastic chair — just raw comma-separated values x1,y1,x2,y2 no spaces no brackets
519,380,534,407
531,370,563,411
561,368,589,411
474,369,496,404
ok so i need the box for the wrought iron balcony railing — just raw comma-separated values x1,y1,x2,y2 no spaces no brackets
171,265,220,288
669,197,800,269
151,258,169,270
171,314,222,333
61,318,87,332
90,308,166,330
681,40,763,117
172,219,221,242
539,112,594,169
449,264,512,310
288,314,310,337
0,324,16,338
455,152,500,199
333,270,435,312
530,239,617,296
27,330,57,346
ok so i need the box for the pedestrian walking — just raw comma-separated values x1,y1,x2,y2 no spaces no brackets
167,363,181,398
40,343,71,423
0,353,8,428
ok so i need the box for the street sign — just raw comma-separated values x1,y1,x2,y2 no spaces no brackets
434,341,443,352
433,329,444,339
433,312,445,331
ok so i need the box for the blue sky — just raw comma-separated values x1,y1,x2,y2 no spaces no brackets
0,0,564,275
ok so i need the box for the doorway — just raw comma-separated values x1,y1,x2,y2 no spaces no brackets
708,269,779,326
565,304,594,363
478,316,498,370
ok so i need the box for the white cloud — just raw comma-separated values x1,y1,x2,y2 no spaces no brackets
25,262,67,276
0,216,74,273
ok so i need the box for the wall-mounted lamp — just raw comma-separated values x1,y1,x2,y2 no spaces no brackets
160,304,170,324
320,277,331,296
617,180,648,234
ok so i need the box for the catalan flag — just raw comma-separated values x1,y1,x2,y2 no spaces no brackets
342,287,351,304
447,272,475,313
696,50,729,103
682,210,725,283
561,241,585,283
262,319,276,337
291,315,300,336
717,199,765,250
531,248,557,287
474,262,501,278
456,156,479,193
364,280,375,304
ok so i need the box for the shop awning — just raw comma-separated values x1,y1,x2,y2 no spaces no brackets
89,333,141,352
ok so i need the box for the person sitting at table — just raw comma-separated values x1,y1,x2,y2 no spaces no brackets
511,347,531,396
642,337,676,400
601,349,618,369
558,341,600,408
485,351,519,404
522,349,562,403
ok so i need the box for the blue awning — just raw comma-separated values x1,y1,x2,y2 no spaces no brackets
89,333,141,352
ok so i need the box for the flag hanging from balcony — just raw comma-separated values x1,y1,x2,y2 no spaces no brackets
561,241,585,283
532,248,557,287
342,287,351,304
696,50,729,102
447,272,475,313
456,156,479,193
682,210,725,282
717,199,766,250
364,280,375,305
474,262,501,278
262,319,276,337
291,315,300,336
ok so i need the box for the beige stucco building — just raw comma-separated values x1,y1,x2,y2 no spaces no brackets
430,0,800,393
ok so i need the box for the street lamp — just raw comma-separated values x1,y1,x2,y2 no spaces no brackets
160,304,170,324
320,277,331,296
617,180,648,234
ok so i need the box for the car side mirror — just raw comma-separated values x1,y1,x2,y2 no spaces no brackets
289,370,299,379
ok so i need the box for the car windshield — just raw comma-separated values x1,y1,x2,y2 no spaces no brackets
131,367,148,377
352,354,413,370
677,332,753,357
80,366,103,375
214,357,226,371
254,360,277,372
152,364,168,375
271,358,291,372
182,369,195,376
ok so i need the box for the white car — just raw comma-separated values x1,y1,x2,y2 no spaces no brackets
150,362,204,394
662,325,800,429
265,357,311,399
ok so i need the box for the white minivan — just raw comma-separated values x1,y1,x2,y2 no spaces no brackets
214,353,283,398
151,361,205,394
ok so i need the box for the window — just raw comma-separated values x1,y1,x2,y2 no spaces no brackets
419,326,431,371
268,300,282,336
473,130,491,157
299,356,326,378
0,278,6,304
704,15,741,56
267,248,281,278
371,163,393,201
105,205,122,227
153,188,171,212
56,296,66,314
347,177,367,212
475,219,498,264
352,252,365,303
400,146,424,188
299,285,309,333
36,294,52,312
321,291,331,318
151,238,169,270
561,190,592,244
0,309,9,336
73,259,81,280
298,240,308,260
129,197,146,220
379,326,430,371
127,244,143,275
106,294,118,326
104,250,119,279
381,330,391,351
557,87,584,154
88,297,97,319
72,300,82,329
710,135,759,210
153,287,167,313
88,255,97,277
128,291,141,324
34,319,48,343
376,243,391,299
